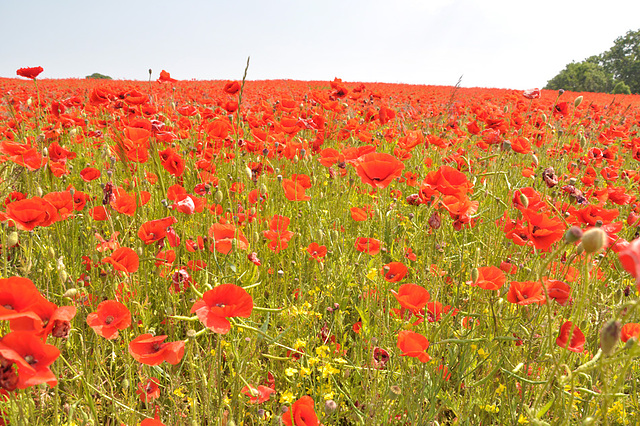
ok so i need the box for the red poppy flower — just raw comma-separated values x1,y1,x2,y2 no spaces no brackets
5,197,58,231
397,330,431,363
208,223,249,254
138,216,178,245
141,417,166,426
523,88,540,99
282,179,311,201
241,384,276,404
381,262,408,282
556,321,585,353
306,242,327,262
472,266,506,291
263,215,295,253
354,237,380,255
190,284,253,334
0,331,60,389
618,238,640,290
390,283,430,313
223,81,241,95
353,152,405,189
420,165,472,201
86,300,132,340
101,247,139,273
282,395,319,426
543,278,571,306
157,70,177,83
507,281,546,305
80,167,101,182
621,323,640,343
16,66,44,79
136,377,161,403
128,334,185,366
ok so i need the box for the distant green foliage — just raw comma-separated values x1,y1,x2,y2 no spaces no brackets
86,73,112,80
612,81,632,94
545,59,614,93
546,29,640,94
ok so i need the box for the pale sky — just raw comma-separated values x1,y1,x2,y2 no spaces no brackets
1,0,639,89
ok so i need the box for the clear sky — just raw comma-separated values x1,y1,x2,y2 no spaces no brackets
1,0,639,90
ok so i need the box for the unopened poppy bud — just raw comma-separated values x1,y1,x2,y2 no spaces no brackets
63,288,78,298
564,226,583,244
531,154,539,167
48,246,55,259
624,337,637,350
576,243,585,256
581,228,607,253
122,378,130,390
148,69,152,76
471,268,479,284
186,329,197,340
519,193,529,208
214,190,223,203
324,399,338,414
559,89,565,95
243,165,252,180
293,155,299,162
42,147,48,157
36,186,43,198
501,139,512,152
277,174,282,183
6,231,18,247
600,320,621,356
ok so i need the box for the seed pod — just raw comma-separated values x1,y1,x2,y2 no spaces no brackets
581,228,607,254
600,320,621,356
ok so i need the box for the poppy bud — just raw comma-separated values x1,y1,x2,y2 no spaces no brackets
214,190,223,203
531,154,539,168
600,320,621,356
519,193,529,208
624,337,637,350
564,226,583,244
63,288,78,298
243,165,252,180
48,246,55,258
36,186,43,198
6,231,18,248
581,228,607,254
277,174,282,183
148,69,152,76
42,147,48,157
574,96,583,108
324,399,338,414
122,378,130,390
471,268,479,284
428,211,441,229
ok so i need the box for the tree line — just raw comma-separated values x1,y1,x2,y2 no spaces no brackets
545,29,639,94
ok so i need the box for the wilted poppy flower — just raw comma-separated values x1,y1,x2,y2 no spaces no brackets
208,223,249,254
390,283,430,314
128,334,185,366
16,66,44,79
621,323,640,343
353,152,405,189
354,237,380,255
102,247,139,273
472,266,506,291
136,377,161,403
397,330,431,363
190,284,253,334
241,384,276,404
86,300,132,340
507,281,546,305
556,321,585,353
282,395,319,426
381,262,408,282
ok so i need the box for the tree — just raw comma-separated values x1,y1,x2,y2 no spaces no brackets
612,81,631,94
545,60,614,93
601,29,640,94
86,73,112,80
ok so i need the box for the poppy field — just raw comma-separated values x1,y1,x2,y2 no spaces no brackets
3,67,640,425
